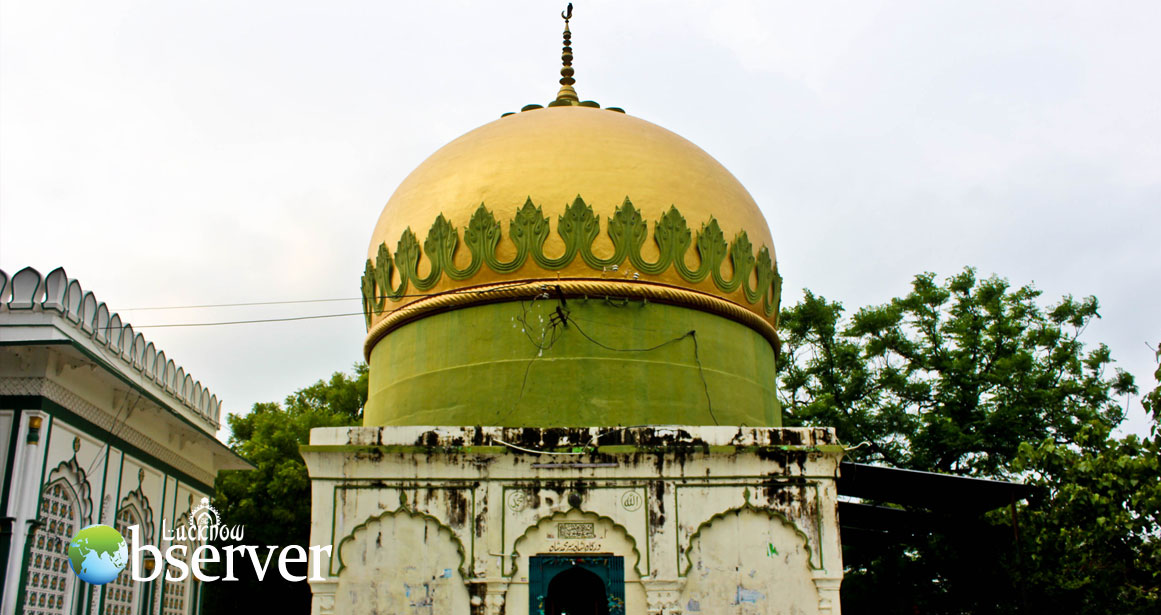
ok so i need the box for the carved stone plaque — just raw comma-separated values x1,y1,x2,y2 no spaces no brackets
556,522,595,539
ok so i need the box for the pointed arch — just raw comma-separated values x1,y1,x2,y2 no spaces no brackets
336,505,468,577
25,479,83,614
508,508,644,578
44,456,93,527
104,500,147,615
333,505,472,615
116,485,155,544
681,502,814,576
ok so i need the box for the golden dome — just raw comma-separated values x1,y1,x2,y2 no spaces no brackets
361,105,781,355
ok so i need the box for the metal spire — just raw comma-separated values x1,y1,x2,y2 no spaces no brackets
555,3,578,102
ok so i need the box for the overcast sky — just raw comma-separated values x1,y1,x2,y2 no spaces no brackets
2,1,1158,440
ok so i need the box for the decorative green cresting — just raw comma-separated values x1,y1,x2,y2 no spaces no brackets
360,196,782,327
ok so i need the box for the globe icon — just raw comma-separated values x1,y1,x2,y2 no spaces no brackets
67,524,129,585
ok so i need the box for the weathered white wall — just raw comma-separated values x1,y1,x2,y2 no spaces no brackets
335,511,471,614
680,508,819,614
303,426,844,615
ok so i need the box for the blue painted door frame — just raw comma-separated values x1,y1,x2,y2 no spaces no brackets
529,554,625,615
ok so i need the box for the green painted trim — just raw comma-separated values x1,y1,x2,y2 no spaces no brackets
1,408,23,517
0,408,23,609
86,438,115,615
142,566,155,615
0,396,215,493
152,473,170,615
0,517,12,609
83,573,93,614
113,451,126,514
158,477,181,615
639,485,651,576
13,413,54,614
327,485,339,577
95,449,126,615
360,197,782,327
471,488,477,575
95,440,112,518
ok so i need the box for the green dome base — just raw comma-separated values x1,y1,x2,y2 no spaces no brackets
364,298,780,427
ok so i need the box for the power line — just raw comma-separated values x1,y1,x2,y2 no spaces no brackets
117,281,541,312
131,312,365,329
106,282,551,328
119,297,363,311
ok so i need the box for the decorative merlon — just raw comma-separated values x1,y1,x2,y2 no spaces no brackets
0,266,221,431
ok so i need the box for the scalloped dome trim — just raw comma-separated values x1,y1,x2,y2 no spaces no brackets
360,196,782,330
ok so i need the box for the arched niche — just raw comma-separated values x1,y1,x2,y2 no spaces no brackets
334,507,470,614
678,506,820,615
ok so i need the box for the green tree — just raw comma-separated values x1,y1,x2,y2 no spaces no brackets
779,268,1135,476
1008,343,1161,612
1014,420,1160,612
778,268,1155,614
202,364,367,613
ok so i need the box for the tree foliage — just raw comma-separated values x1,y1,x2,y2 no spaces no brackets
778,268,1156,614
1009,342,1160,611
779,268,1135,475
203,364,367,613
1014,420,1160,611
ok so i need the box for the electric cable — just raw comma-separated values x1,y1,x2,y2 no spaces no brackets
106,282,546,329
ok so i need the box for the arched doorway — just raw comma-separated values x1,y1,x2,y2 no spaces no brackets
529,555,625,615
545,566,608,615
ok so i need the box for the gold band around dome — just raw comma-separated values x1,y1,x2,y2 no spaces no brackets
362,278,781,361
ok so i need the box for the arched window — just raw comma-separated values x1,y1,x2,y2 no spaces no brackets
161,513,194,615
24,480,79,615
102,505,143,615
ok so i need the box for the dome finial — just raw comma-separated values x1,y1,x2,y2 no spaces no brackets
555,3,578,103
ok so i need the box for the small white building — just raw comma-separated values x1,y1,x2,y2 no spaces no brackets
0,266,252,615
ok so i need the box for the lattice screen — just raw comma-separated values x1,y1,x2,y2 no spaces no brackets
161,514,193,615
24,481,78,615
101,506,141,615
